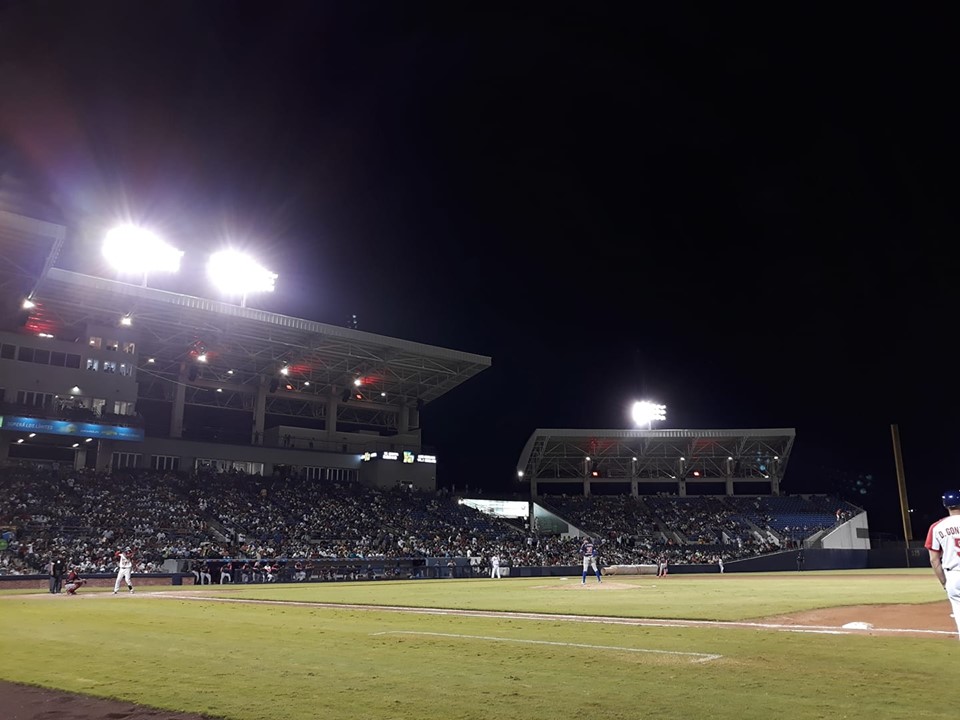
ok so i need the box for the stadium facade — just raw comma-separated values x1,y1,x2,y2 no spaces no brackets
0,209,491,489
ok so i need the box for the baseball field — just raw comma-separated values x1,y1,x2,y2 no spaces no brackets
0,569,952,720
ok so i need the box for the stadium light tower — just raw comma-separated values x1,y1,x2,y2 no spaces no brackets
631,400,666,430
102,225,183,286
207,250,278,307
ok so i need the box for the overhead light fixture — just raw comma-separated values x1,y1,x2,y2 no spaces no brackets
631,400,667,429
103,225,183,283
227,369,234,375
16,439,24,444
517,470,524,478
380,391,386,397
71,443,79,448
206,249,277,307
197,353,208,363
120,316,132,326
216,388,223,393
85,438,93,443
147,358,155,363
354,378,362,386
22,298,36,309
28,433,36,438
280,367,289,376
303,381,310,386
37,332,54,338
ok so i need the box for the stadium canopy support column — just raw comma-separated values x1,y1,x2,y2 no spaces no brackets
0,440,8,464
326,391,338,440
170,362,188,438
678,478,687,496
252,376,267,445
398,400,409,434
725,476,734,495
73,446,87,470
631,477,639,497
95,440,113,471
770,474,781,495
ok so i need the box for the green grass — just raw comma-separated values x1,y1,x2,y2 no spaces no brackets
0,571,953,720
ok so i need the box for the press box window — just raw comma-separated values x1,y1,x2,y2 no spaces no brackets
1,343,15,360
105,339,119,352
33,349,50,365
50,351,66,367
102,360,117,374
111,452,141,469
65,353,81,369
151,455,180,471
88,336,101,349
86,358,99,371
122,341,136,354
118,363,133,377
17,346,34,362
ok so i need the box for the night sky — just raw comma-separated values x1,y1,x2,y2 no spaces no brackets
1,3,955,535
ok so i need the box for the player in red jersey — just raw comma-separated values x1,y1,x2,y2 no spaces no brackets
925,490,960,640
64,568,87,595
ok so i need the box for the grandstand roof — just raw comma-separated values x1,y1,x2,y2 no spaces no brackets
26,267,492,414
518,428,795,482
0,211,64,315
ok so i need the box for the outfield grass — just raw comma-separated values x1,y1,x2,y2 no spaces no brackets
0,571,951,720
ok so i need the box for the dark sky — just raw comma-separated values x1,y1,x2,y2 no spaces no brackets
1,3,956,534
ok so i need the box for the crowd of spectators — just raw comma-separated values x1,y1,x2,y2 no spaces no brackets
0,463,861,577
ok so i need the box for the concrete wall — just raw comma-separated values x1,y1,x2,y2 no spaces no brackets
360,455,437,491
821,512,871,550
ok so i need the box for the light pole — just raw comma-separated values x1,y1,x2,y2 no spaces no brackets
631,400,666,430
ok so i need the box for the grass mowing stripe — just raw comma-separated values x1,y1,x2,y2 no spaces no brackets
371,630,723,662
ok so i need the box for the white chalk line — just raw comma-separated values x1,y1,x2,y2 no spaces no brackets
371,630,722,662
157,592,957,637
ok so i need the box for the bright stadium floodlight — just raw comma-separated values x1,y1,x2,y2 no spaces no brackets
631,400,666,429
207,250,277,307
103,225,183,286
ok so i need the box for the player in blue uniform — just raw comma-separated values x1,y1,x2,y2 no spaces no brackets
580,536,602,584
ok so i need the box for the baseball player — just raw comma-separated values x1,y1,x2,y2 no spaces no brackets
64,568,87,595
579,536,602,584
490,552,501,579
925,489,960,640
113,547,135,594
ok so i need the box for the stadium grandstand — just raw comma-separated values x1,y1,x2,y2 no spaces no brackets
1,204,870,582
0,208,491,488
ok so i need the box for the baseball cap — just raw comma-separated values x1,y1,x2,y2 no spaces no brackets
943,491,960,509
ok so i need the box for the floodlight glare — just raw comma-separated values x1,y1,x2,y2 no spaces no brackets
103,225,183,282
22,298,36,309
207,250,277,306
631,400,667,428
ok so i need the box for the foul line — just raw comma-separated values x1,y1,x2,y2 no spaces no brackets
157,593,957,637
370,630,722,663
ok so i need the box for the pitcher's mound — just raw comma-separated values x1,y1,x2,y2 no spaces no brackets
554,580,637,590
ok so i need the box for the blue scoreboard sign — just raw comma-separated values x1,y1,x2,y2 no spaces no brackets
0,416,144,442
